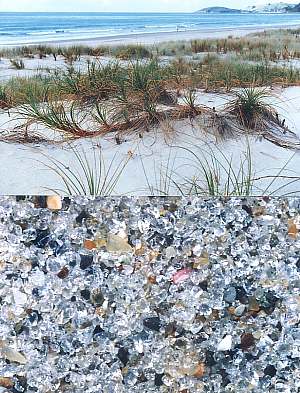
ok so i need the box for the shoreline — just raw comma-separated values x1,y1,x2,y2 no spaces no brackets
2,23,300,48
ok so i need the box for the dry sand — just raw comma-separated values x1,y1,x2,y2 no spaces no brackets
1,86,300,195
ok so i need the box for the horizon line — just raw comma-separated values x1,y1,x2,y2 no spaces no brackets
0,5,295,14
0,11,196,13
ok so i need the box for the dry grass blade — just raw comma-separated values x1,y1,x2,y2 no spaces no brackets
140,147,178,196
17,94,94,138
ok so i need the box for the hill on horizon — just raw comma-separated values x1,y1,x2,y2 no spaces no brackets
197,3,300,13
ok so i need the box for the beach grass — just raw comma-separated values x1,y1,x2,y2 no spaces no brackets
17,96,93,139
3,28,300,63
43,143,132,196
224,87,281,131
139,139,254,197
2,54,300,111
0,85,12,109
1,28,300,149
5,67,293,147
1,28,300,195
43,139,300,197
142,140,300,197
3,75,53,106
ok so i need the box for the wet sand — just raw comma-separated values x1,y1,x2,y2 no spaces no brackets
2,24,300,48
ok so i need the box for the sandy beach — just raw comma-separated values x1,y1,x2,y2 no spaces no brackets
1,24,300,48
1,86,300,195
2,26,300,195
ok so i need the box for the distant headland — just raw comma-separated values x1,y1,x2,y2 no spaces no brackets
196,2,300,14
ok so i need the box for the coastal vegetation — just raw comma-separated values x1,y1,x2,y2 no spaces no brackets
3,28,300,64
0,55,296,148
1,28,300,195
46,140,300,196
43,143,132,196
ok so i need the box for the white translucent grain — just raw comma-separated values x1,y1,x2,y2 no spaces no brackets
217,335,232,351
1,347,27,364
12,288,27,306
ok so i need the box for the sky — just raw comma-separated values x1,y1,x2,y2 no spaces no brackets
0,0,298,13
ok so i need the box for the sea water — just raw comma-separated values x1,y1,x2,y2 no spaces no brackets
1,12,300,45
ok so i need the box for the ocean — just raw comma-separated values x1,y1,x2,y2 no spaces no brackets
1,12,300,45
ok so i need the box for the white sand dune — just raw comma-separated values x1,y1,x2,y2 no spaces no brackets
1,86,300,195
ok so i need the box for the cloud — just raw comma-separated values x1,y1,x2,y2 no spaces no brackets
0,0,297,12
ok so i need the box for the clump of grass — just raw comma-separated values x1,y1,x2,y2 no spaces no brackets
56,66,82,97
194,58,300,90
5,75,54,106
114,45,152,60
59,46,84,64
43,143,132,196
0,85,12,109
83,61,124,100
148,140,300,196
88,45,110,57
129,60,163,91
181,88,202,117
56,61,126,102
224,87,282,131
10,59,25,70
169,143,254,197
17,93,91,138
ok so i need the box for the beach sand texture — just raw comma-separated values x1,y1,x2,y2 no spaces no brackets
2,26,300,195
